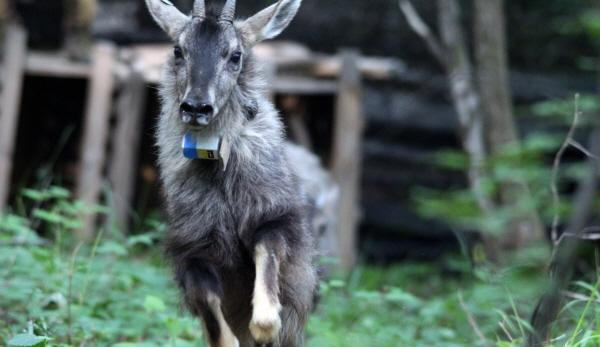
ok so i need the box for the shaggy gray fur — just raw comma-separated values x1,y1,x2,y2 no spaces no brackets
147,0,316,346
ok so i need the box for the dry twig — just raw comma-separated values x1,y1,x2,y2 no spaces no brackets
568,138,600,161
458,291,489,346
551,94,582,245
561,290,600,303
67,242,84,345
399,0,448,67
498,321,514,342
529,94,599,346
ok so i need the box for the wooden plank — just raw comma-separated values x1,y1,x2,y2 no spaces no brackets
109,70,147,232
26,51,91,78
310,56,406,80
76,42,116,239
330,50,364,270
131,43,405,85
0,24,27,212
273,76,337,95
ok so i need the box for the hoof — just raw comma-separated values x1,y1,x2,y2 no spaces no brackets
249,305,282,343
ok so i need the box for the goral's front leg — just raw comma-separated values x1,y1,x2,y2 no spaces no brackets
250,241,283,344
179,261,239,347
205,292,239,347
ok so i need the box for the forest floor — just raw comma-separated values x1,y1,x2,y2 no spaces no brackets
1,188,599,346
3,225,598,347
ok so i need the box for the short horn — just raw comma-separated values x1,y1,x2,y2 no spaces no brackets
193,0,206,18
220,0,236,22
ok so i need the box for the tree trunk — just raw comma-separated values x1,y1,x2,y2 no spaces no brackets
473,0,544,247
437,0,498,260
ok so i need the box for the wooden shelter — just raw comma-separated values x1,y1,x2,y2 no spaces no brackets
0,19,405,268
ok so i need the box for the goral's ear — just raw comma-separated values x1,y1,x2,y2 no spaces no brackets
145,0,188,39
241,0,302,45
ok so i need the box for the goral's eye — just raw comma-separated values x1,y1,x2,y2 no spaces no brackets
230,51,242,65
174,46,184,59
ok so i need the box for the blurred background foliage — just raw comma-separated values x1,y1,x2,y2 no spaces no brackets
2,0,600,346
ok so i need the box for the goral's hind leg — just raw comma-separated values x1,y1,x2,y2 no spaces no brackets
250,242,283,344
179,262,239,347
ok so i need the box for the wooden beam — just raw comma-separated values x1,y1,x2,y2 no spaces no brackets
131,44,405,85
273,76,337,95
0,24,27,212
330,50,364,270
76,43,116,239
26,51,91,78
109,70,147,232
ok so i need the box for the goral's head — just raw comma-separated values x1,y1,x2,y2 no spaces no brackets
146,0,302,129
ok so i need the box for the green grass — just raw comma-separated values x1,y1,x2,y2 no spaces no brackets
0,229,552,347
1,188,600,346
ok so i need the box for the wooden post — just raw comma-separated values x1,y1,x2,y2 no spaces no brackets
64,0,97,60
330,50,364,270
76,43,116,239
109,70,147,232
0,24,27,212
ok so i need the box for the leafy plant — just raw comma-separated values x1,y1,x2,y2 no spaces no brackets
2,186,600,346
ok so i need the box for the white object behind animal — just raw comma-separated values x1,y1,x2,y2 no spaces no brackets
285,143,340,263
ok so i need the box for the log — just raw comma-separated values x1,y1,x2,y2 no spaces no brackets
109,69,147,232
0,24,27,212
76,42,116,239
330,50,364,270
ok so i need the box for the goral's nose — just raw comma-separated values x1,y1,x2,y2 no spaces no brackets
180,99,214,126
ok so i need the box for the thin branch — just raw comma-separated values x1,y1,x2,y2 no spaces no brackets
399,0,448,67
556,226,600,244
551,94,581,245
568,138,600,161
499,321,514,342
562,290,600,303
458,292,489,346
67,242,83,345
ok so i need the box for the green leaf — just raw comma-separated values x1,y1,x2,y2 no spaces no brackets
47,186,71,199
328,279,346,289
164,316,184,337
32,209,64,225
97,241,129,256
0,214,36,236
126,232,159,247
21,189,50,202
144,295,167,313
385,288,422,308
7,334,49,347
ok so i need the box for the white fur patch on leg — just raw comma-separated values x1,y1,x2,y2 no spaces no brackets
206,293,240,347
250,244,282,343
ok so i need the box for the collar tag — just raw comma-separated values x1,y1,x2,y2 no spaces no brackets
182,131,231,171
